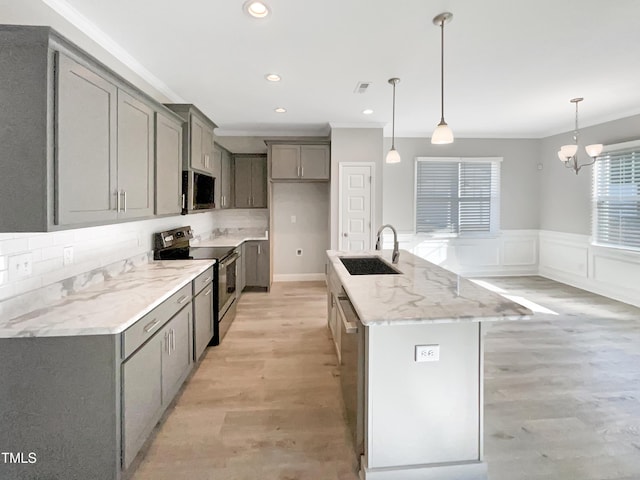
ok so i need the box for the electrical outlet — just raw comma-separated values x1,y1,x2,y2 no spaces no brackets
296,249,303,256
8,253,33,279
63,246,74,266
415,344,440,362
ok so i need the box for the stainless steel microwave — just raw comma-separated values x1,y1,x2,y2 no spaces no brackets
182,171,215,213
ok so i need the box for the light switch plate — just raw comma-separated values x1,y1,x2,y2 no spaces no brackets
8,253,33,280
415,344,440,362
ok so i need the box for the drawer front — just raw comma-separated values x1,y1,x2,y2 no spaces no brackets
123,283,192,358
193,266,214,295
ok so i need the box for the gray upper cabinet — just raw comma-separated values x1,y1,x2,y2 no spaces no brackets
270,144,330,181
155,111,184,216
0,26,180,232
56,52,118,225
165,104,217,175
234,155,267,208
220,148,233,208
117,90,155,219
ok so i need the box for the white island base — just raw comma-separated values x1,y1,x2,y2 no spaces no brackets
359,321,488,480
326,249,531,480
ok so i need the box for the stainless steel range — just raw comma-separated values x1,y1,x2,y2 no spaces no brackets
153,226,238,345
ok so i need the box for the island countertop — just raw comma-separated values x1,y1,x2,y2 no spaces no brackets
327,249,532,326
0,260,215,338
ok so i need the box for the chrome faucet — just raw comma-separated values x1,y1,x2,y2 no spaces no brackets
375,224,399,264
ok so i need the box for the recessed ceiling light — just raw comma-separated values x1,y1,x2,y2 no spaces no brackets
244,1,270,18
265,73,281,82
362,109,374,115
274,107,287,113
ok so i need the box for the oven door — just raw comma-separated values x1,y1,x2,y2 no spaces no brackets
218,252,238,319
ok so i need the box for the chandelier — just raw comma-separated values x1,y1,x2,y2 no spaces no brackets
557,97,603,174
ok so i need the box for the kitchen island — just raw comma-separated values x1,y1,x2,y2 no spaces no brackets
326,249,532,480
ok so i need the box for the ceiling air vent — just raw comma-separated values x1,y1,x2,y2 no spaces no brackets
354,81,372,94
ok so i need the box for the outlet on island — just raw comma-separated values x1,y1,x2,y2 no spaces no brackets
415,344,440,362
296,249,303,256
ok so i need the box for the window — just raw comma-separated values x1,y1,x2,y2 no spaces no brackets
593,142,640,250
415,157,501,235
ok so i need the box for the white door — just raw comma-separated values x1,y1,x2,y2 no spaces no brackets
340,164,373,251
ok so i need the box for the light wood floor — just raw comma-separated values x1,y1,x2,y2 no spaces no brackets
132,277,640,480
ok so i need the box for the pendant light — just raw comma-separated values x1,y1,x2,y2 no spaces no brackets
386,78,401,164
431,12,454,145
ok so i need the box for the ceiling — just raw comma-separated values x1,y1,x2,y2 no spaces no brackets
13,0,640,138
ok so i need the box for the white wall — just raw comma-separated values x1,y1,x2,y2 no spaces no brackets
382,137,540,232
330,127,384,249
272,183,329,279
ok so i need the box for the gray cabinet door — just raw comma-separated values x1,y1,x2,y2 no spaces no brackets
238,246,246,294
271,144,300,179
155,112,183,215
122,333,162,469
161,306,192,404
117,90,155,219
211,144,222,208
193,285,214,360
190,114,204,171
251,156,267,207
202,125,214,174
234,156,253,208
220,149,233,208
56,52,118,225
245,240,269,287
301,145,330,180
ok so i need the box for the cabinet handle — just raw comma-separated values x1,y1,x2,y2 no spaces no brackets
297,165,301,177
203,276,212,284
177,295,188,304
144,318,160,333
115,190,121,212
164,331,169,353
181,194,186,209
122,190,127,213
301,166,304,177
258,244,261,255
204,288,213,296
170,328,175,354
222,195,225,207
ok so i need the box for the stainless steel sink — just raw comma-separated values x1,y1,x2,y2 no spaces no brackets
339,256,401,275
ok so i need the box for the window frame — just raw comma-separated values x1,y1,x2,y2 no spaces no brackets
592,139,640,253
413,156,502,238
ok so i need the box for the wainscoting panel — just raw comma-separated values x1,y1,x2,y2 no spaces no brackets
539,231,640,308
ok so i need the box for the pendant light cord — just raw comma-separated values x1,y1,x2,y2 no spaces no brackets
391,81,396,149
440,19,445,124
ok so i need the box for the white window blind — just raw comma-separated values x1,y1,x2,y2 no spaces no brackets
593,144,640,250
415,158,501,235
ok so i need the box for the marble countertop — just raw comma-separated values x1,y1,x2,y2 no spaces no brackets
327,250,532,326
196,232,268,248
0,260,215,338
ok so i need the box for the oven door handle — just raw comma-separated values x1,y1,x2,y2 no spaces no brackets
220,253,239,268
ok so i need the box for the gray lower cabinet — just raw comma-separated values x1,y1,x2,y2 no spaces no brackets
161,306,192,405
155,111,184,215
122,332,163,469
244,240,270,288
234,155,267,208
193,283,214,360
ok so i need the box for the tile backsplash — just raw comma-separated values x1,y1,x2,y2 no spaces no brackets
0,209,268,319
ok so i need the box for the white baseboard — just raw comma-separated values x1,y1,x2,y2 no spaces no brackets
273,273,325,282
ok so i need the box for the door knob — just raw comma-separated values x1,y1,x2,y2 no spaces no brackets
343,233,348,237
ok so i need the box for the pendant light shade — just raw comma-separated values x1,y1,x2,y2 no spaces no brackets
386,77,401,164
386,148,401,164
431,12,454,145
